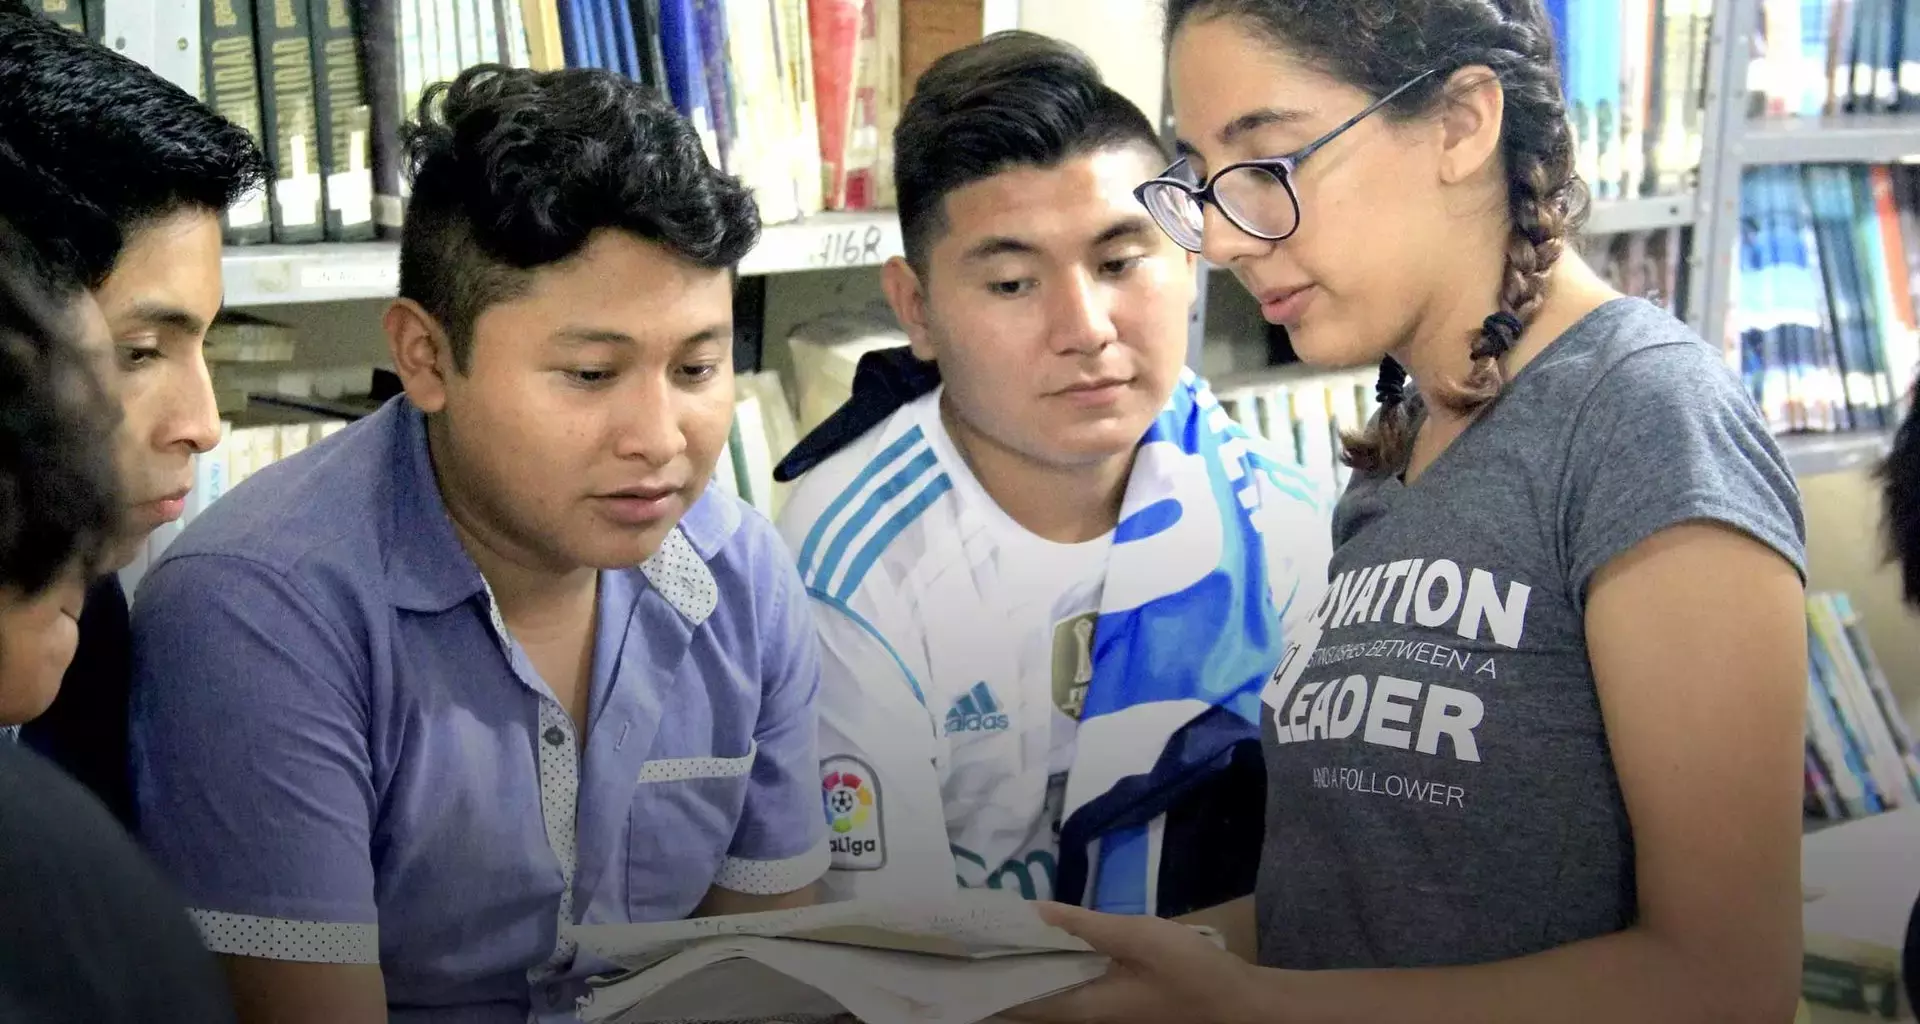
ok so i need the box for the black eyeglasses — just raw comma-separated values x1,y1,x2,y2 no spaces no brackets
1135,70,1437,253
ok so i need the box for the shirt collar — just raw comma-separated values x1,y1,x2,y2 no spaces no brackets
382,398,741,625
383,398,487,615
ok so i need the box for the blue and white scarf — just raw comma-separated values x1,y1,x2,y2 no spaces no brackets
1056,370,1301,916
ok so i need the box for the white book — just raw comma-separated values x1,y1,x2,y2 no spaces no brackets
732,392,779,518
785,307,910,433
569,893,1113,1024
709,438,740,498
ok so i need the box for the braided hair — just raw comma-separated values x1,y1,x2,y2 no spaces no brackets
1167,0,1588,472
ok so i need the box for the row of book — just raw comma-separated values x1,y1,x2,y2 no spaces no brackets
42,0,1726,251
30,0,990,246
1548,0,1715,201
1803,590,1920,822
1732,163,1920,435
1749,0,1920,118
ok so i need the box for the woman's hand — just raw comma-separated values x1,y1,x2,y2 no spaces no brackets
1001,903,1263,1024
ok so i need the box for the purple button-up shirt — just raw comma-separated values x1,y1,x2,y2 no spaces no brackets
129,397,827,1022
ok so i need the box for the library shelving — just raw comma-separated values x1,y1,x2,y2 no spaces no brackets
218,210,907,307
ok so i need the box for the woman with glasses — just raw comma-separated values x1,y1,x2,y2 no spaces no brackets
1009,1,1812,1021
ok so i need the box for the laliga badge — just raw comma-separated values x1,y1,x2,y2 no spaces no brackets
821,755,886,871
1261,621,1322,723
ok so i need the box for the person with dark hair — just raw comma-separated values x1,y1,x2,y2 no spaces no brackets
1876,397,1920,1016
772,30,1329,931
0,2,272,825
126,65,825,1023
1010,1,1811,1022
0,220,239,1024
0,228,119,734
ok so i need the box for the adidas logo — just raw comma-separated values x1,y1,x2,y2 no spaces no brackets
945,682,1010,735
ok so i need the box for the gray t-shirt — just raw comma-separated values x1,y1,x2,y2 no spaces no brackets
1256,297,1807,969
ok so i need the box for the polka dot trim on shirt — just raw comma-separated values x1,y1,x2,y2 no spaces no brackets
190,909,379,964
478,576,584,981
635,741,758,784
713,839,830,896
641,527,718,624
531,695,581,977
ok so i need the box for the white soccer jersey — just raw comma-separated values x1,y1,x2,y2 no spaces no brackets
776,386,1331,905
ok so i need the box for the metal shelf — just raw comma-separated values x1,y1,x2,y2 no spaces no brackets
1738,113,1920,166
220,242,399,308
218,210,904,307
1584,193,1697,235
1778,430,1894,478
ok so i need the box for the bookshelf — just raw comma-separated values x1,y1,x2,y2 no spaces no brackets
219,211,907,307
1697,0,1920,361
1740,113,1920,167
1781,430,1898,480
1584,193,1698,235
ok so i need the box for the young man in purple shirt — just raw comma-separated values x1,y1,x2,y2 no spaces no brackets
128,66,827,1023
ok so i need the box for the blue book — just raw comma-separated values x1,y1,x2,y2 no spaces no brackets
1547,0,1572,98
591,0,620,72
554,0,580,66
609,0,643,80
1809,624,1886,816
1736,169,1773,415
1593,0,1622,199
657,0,717,161
691,0,736,174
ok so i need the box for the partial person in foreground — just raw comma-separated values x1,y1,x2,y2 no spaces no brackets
773,31,1330,928
0,221,236,1024
1011,0,1811,1021
0,0,270,825
127,65,826,1024
1876,387,1920,1014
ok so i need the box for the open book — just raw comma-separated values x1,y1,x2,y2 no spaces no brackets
565,891,1111,1024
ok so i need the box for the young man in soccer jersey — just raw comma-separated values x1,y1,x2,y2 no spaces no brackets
128,67,825,1023
774,33,1331,926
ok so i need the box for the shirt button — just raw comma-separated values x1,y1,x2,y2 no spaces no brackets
543,726,565,747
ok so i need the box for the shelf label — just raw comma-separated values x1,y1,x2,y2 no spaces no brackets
296,259,397,295
808,222,891,269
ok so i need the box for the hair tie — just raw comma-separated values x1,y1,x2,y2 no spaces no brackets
1474,310,1524,360
1374,356,1408,407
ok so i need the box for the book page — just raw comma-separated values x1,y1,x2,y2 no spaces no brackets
580,935,1109,1024
569,892,1090,971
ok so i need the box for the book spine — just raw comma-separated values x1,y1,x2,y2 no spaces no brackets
35,0,87,33
1802,954,1905,1018
256,0,327,243
82,0,103,40
206,0,275,245
310,0,376,241
352,0,405,235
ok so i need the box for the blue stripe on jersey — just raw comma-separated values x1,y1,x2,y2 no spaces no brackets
807,588,928,708
833,473,954,602
812,448,940,592
795,426,926,582
1265,461,1321,510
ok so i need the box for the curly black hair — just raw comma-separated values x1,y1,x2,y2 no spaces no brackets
0,223,120,598
0,7,269,289
894,30,1166,271
398,64,760,370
